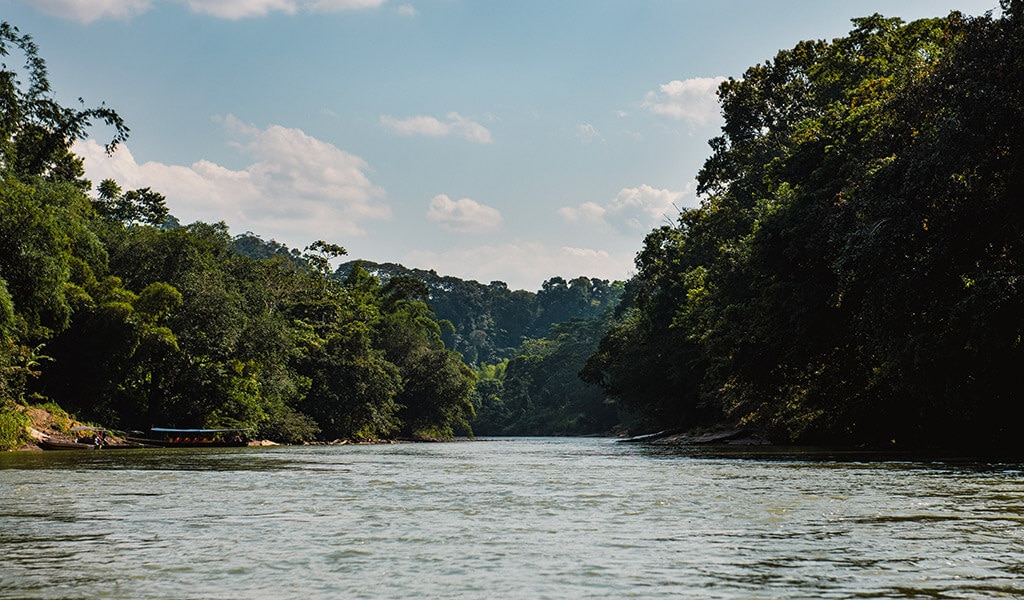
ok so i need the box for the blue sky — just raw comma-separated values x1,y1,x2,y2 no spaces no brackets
5,0,1001,290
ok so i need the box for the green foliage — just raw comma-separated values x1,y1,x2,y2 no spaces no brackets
0,180,84,338
258,404,320,444
337,261,622,365
477,317,620,436
93,179,170,226
0,278,15,338
0,22,128,185
0,401,30,450
299,321,402,441
594,9,1024,450
133,281,182,323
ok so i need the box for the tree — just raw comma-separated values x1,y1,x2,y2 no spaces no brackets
93,179,169,226
590,8,1024,450
375,277,476,438
0,22,128,186
477,316,620,436
0,178,108,340
298,321,402,441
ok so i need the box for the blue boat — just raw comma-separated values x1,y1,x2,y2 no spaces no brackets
126,427,250,447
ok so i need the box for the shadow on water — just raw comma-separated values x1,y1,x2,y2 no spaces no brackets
635,443,1024,471
0,445,313,473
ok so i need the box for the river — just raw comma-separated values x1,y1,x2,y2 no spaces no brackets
1,438,1022,599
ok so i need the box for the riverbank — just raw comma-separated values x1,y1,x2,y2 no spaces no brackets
12,403,86,451
619,427,770,446
3,402,444,451
2,403,244,451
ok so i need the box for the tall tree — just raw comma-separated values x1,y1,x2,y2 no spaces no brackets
0,22,127,186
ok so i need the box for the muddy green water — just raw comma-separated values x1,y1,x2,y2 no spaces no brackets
1,438,1023,599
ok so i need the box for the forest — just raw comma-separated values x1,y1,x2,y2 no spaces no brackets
0,18,619,447
584,2,1024,452
3,2,1024,452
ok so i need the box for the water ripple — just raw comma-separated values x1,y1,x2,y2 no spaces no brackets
2,440,1023,599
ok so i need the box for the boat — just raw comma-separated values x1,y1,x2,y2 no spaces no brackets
37,436,99,450
125,427,250,448
37,426,109,450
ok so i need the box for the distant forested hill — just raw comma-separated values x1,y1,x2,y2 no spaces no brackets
335,261,622,365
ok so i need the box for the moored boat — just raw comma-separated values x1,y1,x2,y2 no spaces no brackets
38,427,149,450
125,427,250,448
37,436,99,450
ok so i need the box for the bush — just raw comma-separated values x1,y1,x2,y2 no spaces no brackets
258,405,320,444
0,404,30,450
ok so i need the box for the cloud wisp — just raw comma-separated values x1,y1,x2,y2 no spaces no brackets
559,183,696,234
74,115,390,247
642,76,727,125
23,0,152,23
22,0,388,22
380,113,494,144
427,194,503,234
576,123,603,144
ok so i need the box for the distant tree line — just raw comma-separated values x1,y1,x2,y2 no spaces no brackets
335,262,621,365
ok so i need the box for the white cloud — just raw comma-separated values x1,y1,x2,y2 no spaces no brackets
576,123,603,144
560,183,696,233
380,115,447,137
74,116,390,246
22,0,151,23
397,3,417,17
406,243,632,291
306,0,387,12
380,112,493,144
642,76,727,125
427,194,502,234
23,0,386,21
182,0,298,18
557,201,605,223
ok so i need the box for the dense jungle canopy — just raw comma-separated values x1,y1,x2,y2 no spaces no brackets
584,2,1024,451
3,3,1024,452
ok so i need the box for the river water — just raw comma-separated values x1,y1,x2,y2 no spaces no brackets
1,438,1022,599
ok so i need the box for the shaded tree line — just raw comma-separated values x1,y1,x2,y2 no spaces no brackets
584,3,1024,452
472,315,622,436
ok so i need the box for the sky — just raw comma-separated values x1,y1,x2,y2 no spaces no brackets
4,0,1002,291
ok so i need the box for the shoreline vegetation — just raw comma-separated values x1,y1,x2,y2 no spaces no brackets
4,4,1024,456
3,402,762,452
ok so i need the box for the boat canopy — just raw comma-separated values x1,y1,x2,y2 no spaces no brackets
150,427,251,433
